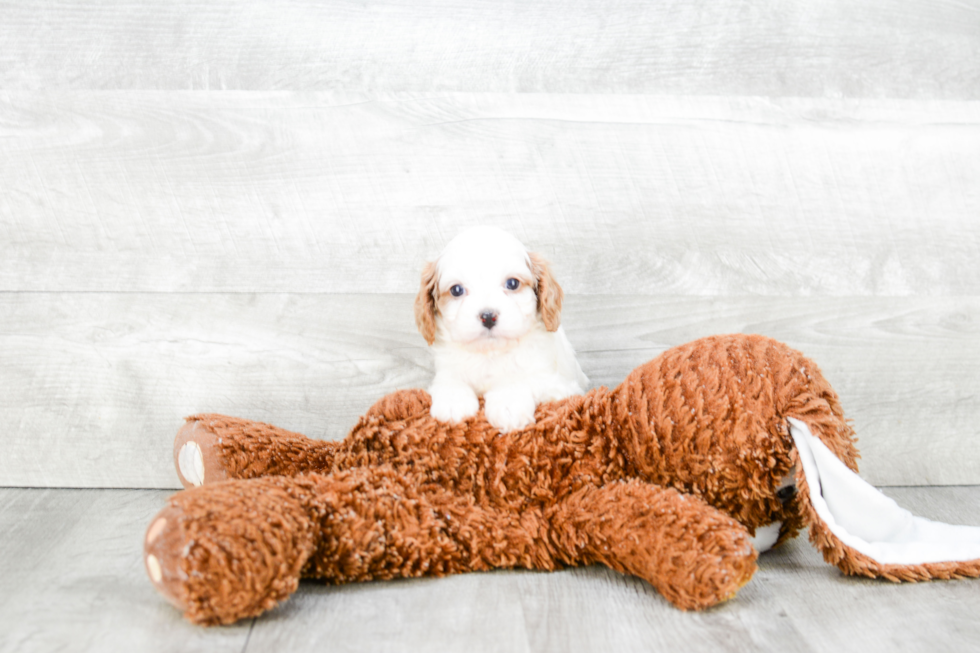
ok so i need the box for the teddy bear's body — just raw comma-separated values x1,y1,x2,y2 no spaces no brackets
144,334,978,625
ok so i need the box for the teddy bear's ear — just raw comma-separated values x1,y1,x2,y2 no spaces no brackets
529,252,563,332
414,261,439,345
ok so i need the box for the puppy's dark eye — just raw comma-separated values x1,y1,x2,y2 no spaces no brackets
450,284,465,297
505,278,520,291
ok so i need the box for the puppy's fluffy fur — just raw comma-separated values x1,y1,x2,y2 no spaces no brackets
415,227,588,432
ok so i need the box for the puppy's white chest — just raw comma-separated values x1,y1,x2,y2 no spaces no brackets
436,341,544,395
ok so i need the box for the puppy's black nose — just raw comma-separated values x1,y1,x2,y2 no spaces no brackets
480,311,498,329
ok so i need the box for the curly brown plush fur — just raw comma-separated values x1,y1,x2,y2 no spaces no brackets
143,334,971,626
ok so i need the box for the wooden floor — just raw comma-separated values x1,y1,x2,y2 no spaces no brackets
2,485,979,653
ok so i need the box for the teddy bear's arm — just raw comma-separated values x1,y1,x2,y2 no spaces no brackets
549,479,757,610
145,466,561,625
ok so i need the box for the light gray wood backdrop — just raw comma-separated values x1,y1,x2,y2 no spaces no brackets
2,0,979,489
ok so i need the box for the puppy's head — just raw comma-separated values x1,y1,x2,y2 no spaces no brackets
414,227,564,347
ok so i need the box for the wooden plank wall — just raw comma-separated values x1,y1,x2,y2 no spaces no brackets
2,1,979,489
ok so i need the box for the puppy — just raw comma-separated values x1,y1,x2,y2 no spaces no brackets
414,226,588,432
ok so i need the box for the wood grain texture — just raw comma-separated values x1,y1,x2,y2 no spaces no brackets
754,486,980,653
2,0,979,98
3,93,979,295
1,487,978,652
2,292,978,489
0,488,252,653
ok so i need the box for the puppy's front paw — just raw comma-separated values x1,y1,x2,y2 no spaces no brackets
484,389,537,432
429,385,480,424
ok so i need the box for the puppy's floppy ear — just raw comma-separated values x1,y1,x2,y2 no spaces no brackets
529,252,563,332
414,261,439,345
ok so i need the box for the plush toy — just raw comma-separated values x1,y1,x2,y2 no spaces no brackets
143,334,980,625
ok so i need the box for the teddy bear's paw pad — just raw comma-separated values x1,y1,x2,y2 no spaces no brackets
143,507,192,614
177,442,204,486
173,419,230,489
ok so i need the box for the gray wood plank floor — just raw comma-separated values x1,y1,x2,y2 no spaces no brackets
1,486,978,653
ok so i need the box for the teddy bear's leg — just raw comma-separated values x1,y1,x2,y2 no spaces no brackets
550,480,758,610
173,390,433,488
173,414,340,487
145,466,553,625
144,475,319,625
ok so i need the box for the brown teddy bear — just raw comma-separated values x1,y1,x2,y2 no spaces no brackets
143,334,980,626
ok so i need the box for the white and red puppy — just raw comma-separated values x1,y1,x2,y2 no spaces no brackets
414,227,588,432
